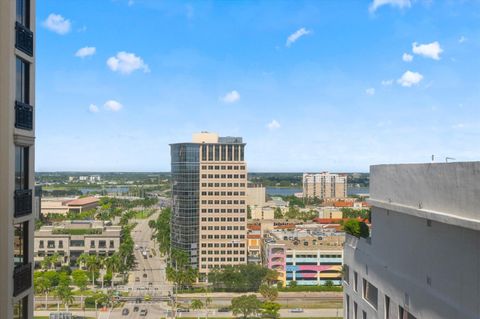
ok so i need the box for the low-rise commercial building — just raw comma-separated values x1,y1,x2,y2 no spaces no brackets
263,229,344,286
41,196,99,216
34,220,121,267
344,162,480,319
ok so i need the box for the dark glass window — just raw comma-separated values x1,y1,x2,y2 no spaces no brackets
14,222,29,267
16,0,30,27
13,296,28,319
233,145,239,161
221,145,226,161
227,145,233,161
15,146,29,190
214,145,220,161
201,144,207,161
16,57,30,104
240,145,245,161
208,145,214,161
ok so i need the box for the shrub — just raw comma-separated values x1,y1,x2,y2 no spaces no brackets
343,219,370,238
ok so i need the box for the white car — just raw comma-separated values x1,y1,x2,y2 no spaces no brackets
290,308,304,313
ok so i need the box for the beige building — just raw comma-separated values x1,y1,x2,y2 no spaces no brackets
41,196,100,216
34,221,121,267
246,184,266,207
170,133,248,276
303,172,347,200
0,0,35,318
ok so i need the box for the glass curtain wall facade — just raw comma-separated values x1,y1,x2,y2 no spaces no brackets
170,143,200,267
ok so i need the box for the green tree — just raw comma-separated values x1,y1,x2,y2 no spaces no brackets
343,219,370,238
324,280,334,287
72,269,89,291
43,270,60,286
76,253,89,269
190,299,204,319
231,294,261,319
259,284,278,302
261,301,281,319
104,253,121,288
288,280,297,288
274,207,283,219
54,281,74,311
86,255,102,285
150,207,171,256
34,273,51,310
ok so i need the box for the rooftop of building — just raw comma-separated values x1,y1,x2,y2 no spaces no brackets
35,220,121,237
266,229,344,251
66,196,100,206
370,162,480,230
171,132,245,145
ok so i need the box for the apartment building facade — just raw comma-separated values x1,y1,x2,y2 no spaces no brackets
303,172,347,199
170,132,248,275
0,0,35,318
344,162,480,319
34,221,121,267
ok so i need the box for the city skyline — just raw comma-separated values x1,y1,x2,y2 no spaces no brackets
37,1,480,172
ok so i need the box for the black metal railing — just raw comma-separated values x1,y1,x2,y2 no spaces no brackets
15,22,33,56
14,189,32,218
13,263,32,296
15,101,33,130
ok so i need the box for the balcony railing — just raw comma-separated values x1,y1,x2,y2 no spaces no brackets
15,101,33,130
13,263,32,296
15,22,33,56
14,189,32,218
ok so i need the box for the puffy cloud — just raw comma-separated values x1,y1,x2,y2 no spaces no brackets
402,53,413,62
107,52,150,74
104,100,123,111
89,104,99,113
397,70,423,87
267,120,281,130
412,41,443,60
75,46,96,58
42,13,71,35
459,36,467,44
381,79,394,86
369,0,411,13
220,90,240,104
286,28,311,47
365,88,375,96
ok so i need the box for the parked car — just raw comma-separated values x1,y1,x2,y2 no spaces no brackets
121,308,129,316
143,273,148,278
290,308,304,313
218,307,230,312
133,306,139,312
177,308,190,313
135,277,140,282
140,309,148,316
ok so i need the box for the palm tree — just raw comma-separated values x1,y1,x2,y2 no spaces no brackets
56,285,74,311
204,297,212,319
34,275,51,310
76,253,89,269
86,255,101,286
104,254,121,288
190,299,204,319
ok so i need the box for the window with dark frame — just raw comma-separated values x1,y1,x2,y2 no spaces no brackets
15,146,29,190
16,0,30,27
16,57,30,104
13,222,29,268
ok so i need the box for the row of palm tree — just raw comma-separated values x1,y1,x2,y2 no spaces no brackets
76,253,122,288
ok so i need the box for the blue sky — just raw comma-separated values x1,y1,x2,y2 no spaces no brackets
36,0,480,172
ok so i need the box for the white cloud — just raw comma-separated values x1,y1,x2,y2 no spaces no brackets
75,46,96,58
412,41,443,60
104,100,123,111
89,104,99,113
220,90,240,104
369,0,411,13
286,28,311,47
107,52,150,74
267,120,281,130
365,88,376,96
381,79,394,86
402,53,413,62
459,36,467,44
397,70,423,87
42,13,71,35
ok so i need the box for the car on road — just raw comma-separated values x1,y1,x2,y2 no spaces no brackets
218,307,230,312
290,308,304,313
135,277,140,282
177,308,190,313
121,308,129,316
143,273,148,278
148,282,153,286
144,294,152,301
140,309,148,316
133,306,139,312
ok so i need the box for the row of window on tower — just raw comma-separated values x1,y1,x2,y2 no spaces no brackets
201,144,245,162
201,174,246,179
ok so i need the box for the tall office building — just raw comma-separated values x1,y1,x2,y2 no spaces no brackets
344,162,480,319
0,0,35,318
303,172,347,199
170,132,248,275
